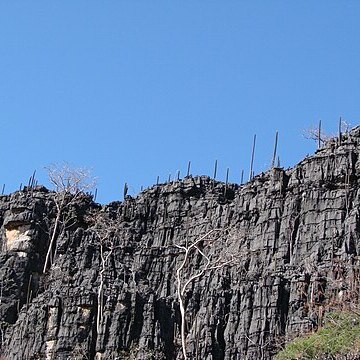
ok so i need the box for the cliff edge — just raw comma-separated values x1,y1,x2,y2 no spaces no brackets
1,127,360,359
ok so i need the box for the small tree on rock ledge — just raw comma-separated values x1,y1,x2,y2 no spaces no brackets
42,163,96,273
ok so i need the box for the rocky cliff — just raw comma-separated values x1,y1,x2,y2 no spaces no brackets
0,127,360,360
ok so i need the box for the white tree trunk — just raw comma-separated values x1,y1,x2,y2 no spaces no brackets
43,209,62,273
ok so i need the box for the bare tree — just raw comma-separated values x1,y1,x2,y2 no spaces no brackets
87,211,120,335
174,229,234,359
42,163,96,273
304,120,352,149
302,122,333,148
339,119,351,134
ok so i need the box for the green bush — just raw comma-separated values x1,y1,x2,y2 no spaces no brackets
275,311,360,360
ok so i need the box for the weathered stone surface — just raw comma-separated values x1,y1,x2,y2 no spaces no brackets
0,128,360,359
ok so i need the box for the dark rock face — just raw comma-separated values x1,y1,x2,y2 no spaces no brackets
1,128,360,359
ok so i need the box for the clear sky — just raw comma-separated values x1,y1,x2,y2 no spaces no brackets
1,2,360,203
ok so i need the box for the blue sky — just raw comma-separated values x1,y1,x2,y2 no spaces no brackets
1,2,360,203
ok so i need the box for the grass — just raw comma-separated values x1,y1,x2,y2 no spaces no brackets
275,311,360,360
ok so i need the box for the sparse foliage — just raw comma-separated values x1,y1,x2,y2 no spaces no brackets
275,311,360,360
302,126,332,145
303,120,351,147
42,163,96,273
340,119,351,134
46,163,96,194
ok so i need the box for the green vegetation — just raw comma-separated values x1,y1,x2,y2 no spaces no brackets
275,311,360,360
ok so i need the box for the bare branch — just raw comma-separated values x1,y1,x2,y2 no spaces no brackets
174,229,234,359
86,211,120,336
302,126,333,145
340,119,351,133
45,162,96,195
42,163,96,273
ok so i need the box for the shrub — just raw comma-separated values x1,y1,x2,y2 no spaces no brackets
275,311,360,360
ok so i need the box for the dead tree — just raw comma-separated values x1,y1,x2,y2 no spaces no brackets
87,211,120,335
303,122,332,148
304,120,351,149
271,131,279,168
42,163,96,273
249,134,256,181
174,229,234,359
